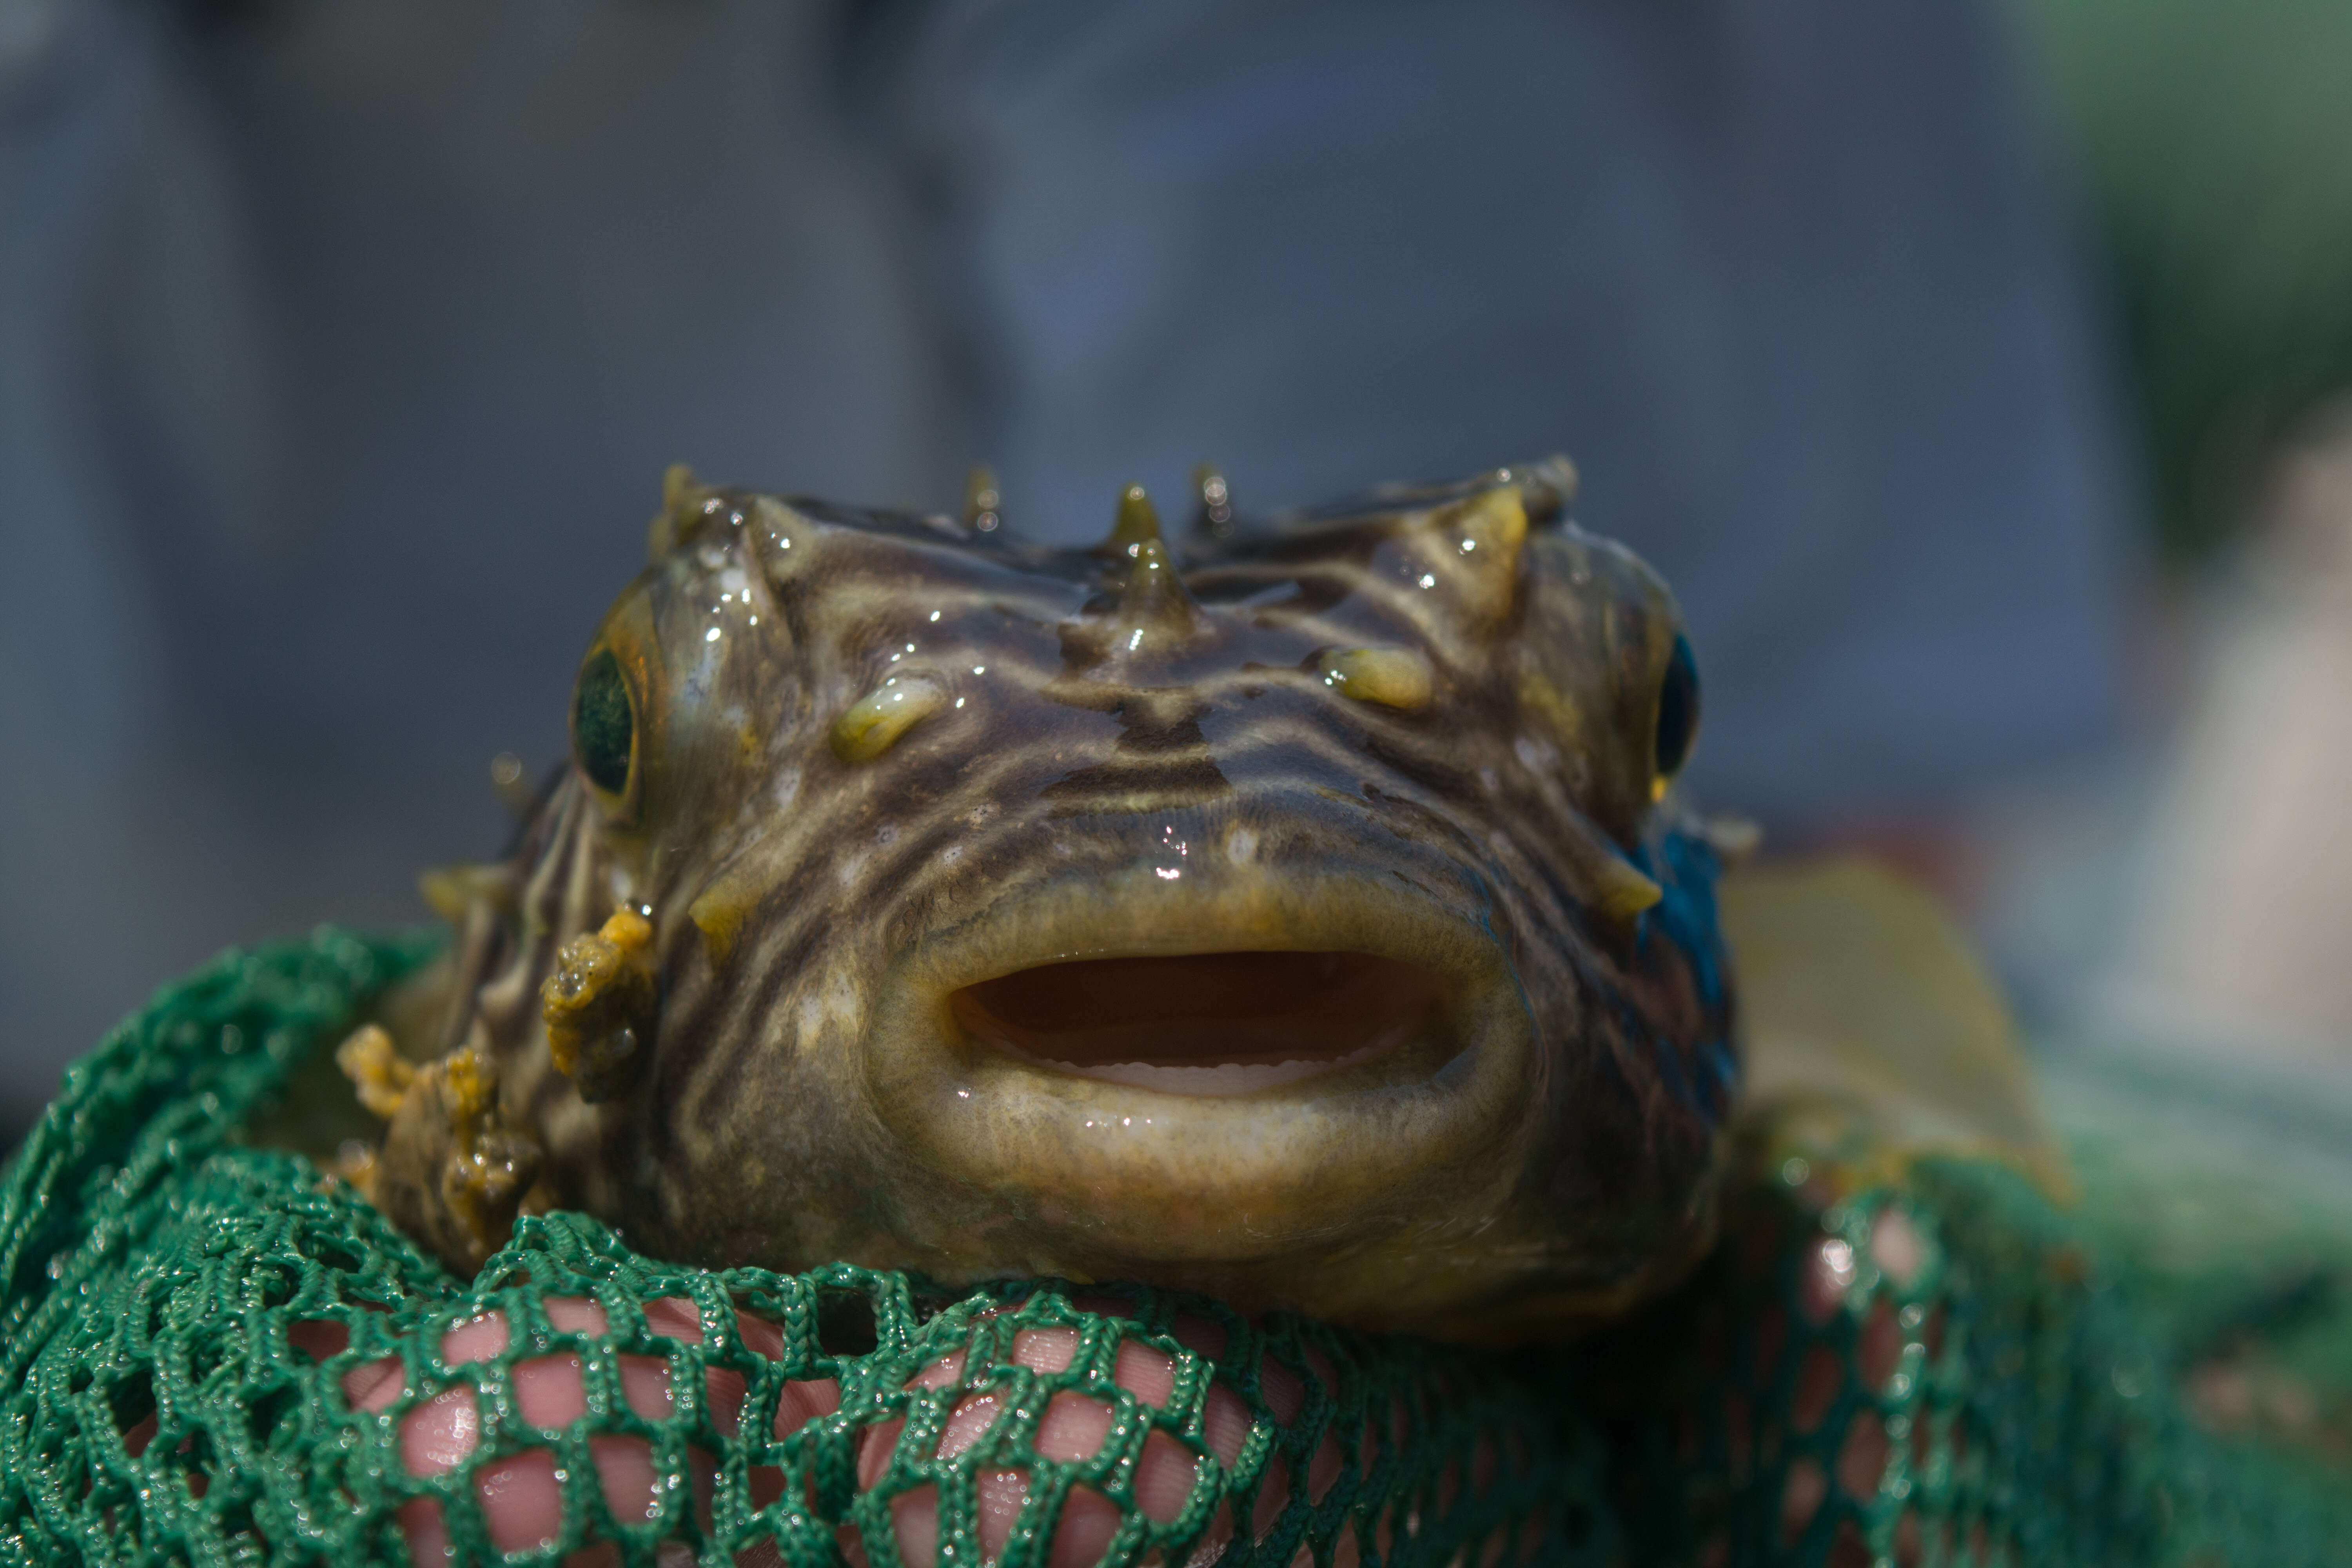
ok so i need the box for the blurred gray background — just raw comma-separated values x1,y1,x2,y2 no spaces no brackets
5,0,2352,1154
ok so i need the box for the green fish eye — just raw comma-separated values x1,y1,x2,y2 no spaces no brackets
1654,633,1700,780
572,647,635,796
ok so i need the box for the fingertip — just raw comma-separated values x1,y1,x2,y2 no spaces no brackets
441,1312,508,1366
1013,1327,1078,1375
1306,1429,1344,1504
1047,1484,1120,1568
619,1354,675,1422
1249,1456,1291,1542
1112,1340,1176,1408
856,1419,905,1491
1258,1357,1305,1427
399,1386,480,1478
473,1447,563,1555
1033,1391,1111,1464
1133,1429,1200,1524
976,1467,1026,1563
706,1363,750,1438
734,1308,787,1362
545,1296,608,1336
642,1296,704,1345
889,1482,940,1568
397,1497,450,1566
1201,1385,1251,1470
775,1377,842,1439
934,1392,1004,1461
1169,1313,1227,1365
590,1433,660,1526
343,1355,405,1416
288,1318,349,1363
512,1353,589,1430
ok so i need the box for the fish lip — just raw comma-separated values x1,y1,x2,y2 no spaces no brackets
859,860,1537,1266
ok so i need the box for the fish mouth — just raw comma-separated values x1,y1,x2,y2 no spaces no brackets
948,949,1451,1095
860,860,1537,1272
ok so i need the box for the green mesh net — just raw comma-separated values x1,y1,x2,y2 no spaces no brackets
3,931,2347,1567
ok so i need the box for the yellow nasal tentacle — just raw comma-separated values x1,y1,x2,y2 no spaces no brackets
1595,857,1665,924
1319,647,1436,710
831,677,948,762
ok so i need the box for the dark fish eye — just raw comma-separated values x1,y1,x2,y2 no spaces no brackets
1653,632,1700,780
572,646,635,797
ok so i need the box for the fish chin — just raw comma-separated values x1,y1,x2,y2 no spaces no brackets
858,858,1539,1296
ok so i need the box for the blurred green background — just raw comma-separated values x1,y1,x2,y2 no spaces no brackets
2015,0,2352,557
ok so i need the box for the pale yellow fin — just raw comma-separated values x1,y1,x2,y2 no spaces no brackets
1721,856,2071,1199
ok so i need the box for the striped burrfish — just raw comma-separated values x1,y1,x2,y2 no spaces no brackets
347,459,1743,1341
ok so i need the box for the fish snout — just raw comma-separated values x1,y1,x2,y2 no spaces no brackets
857,856,1540,1309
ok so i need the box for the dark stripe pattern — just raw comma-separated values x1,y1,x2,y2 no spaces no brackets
423,462,1737,1337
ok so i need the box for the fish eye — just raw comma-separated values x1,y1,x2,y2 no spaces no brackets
1653,632,1700,780
572,646,636,799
